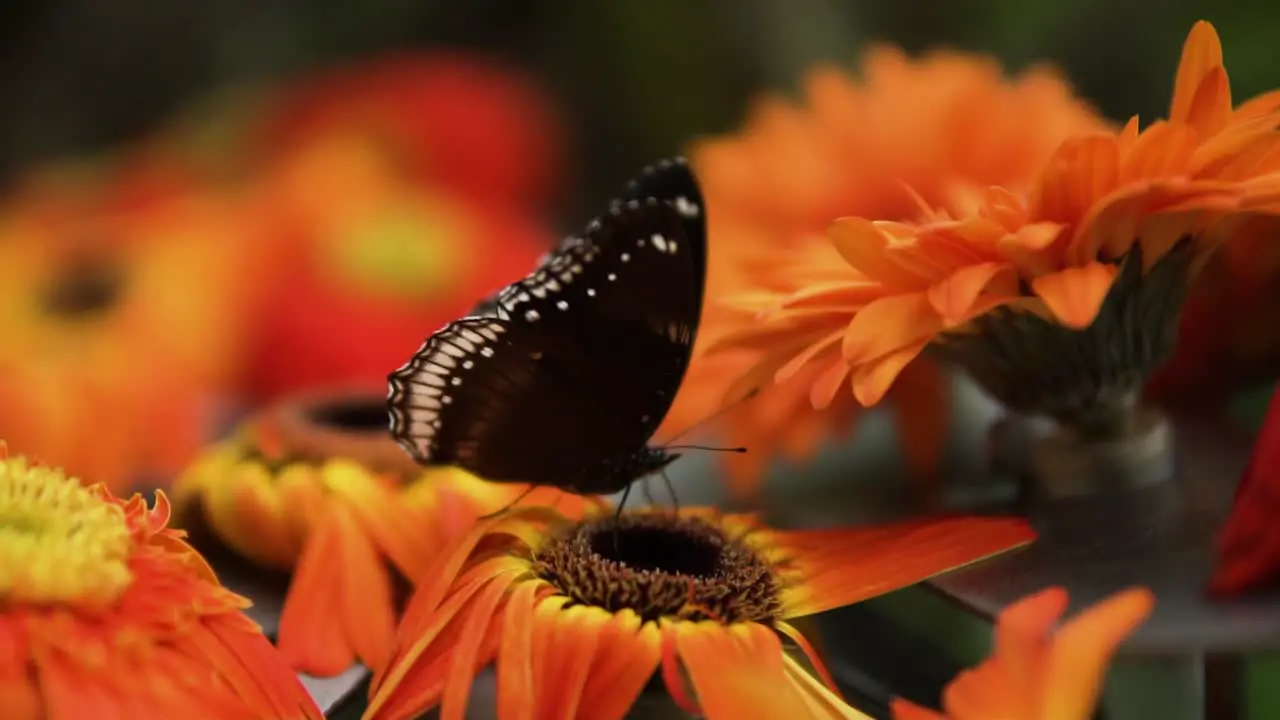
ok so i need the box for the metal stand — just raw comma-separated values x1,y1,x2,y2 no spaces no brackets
928,413,1264,720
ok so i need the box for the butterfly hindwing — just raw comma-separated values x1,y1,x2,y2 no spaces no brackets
387,195,703,492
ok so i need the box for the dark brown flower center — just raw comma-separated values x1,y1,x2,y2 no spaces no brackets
305,397,390,434
41,259,124,318
532,512,782,624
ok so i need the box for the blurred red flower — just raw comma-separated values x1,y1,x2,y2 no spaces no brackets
247,51,565,215
241,135,552,401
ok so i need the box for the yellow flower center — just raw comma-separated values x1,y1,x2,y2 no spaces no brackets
326,197,465,301
0,457,133,605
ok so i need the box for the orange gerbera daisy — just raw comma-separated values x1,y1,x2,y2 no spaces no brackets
892,586,1154,720
0,190,256,491
172,389,594,678
658,45,1110,499
0,443,322,719
714,21,1280,438
362,504,1035,720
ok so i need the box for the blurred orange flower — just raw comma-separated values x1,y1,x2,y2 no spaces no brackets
0,189,256,492
363,504,1034,720
248,51,564,215
0,443,321,719
172,390,593,677
712,21,1280,415
892,587,1154,720
241,135,551,401
659,45,1110,498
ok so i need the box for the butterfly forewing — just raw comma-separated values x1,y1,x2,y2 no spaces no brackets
388,156,707,494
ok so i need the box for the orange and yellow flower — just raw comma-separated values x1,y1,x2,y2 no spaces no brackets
892,586,1154,720
710,20,1280,412
0,188,256,492
0,442,322,719
363,503,1036,720
173,392,595,678
659,45,1110,498
247,50,564,216
240,130,552,402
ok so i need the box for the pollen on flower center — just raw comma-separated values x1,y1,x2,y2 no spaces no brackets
532,512,782,624
0,456,133,604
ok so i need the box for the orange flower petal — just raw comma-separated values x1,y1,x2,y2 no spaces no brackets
1169,21,1225,125
841,293,942,365
926,262,1018,325
1029,262,1118,328
495,582,538,720
277,507,355,677
575,611,662,720
779,516,1036,617
1184,66,1233,138
850,341,929,407
806,356,850,409
675,622,805,718
1041,587,1155,719
334,504,398,675
828,218,925,287
438,575,511,720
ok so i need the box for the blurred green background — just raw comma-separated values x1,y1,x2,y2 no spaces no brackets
1,0,1276,219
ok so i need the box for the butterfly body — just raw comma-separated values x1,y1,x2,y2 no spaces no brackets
387,157,706,496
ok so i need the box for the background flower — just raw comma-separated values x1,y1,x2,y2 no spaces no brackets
0,444,322,719
891,587,1154,720
658,47,1110,499
0,184,256,491
711,21,1280,418
238,125,554,402
172,389,595,677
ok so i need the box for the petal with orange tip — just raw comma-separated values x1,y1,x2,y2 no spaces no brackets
778,516,1037,618
841,292,943,364
277,505,354,677
1183,66,1232,138
850,341,928,407
572,609,662,720
926,262,1018,326
1169,21,1225,125
996,221,1064,278
1030,262,1118,328
1031,134,1120,227
1041,587,1155,719
811,356,853,409
828,218,927,287
674,621,808,719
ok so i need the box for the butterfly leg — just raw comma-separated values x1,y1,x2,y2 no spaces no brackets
660,469,681,514
479,484,539,521
612,481,634,554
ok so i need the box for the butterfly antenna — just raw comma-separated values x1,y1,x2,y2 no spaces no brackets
660,387,761,445
479,485,539,521
612,482,634,555
660,469,681,514
664,444,748,454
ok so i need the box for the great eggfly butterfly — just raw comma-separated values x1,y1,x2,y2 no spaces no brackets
387,157,707,496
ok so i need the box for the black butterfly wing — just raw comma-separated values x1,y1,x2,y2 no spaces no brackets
388,199,704,492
